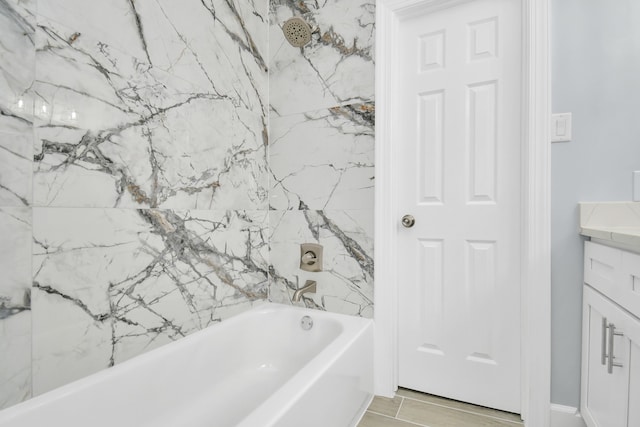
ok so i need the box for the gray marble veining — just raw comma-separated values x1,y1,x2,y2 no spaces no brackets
269,0,375,116
0,0,377,410
32,208,268,394
270,209,374,318
32,7,268,209
0,207,32,408
270,102,374,210
0,0,35,206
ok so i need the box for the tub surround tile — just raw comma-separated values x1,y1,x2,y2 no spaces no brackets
124,0,268,115
267,0,376,319
33,102,268,209
0,309,32,409
35,0,268,116
0,0,378,408
0,131,32,206
269,0,375,116
269,210,373,318
32,208,268,393
269,102,374,211
31,288,113,396
32,9,268,210
0,208,32,409
0,1,35,141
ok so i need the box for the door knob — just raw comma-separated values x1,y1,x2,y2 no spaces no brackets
401,214,415,228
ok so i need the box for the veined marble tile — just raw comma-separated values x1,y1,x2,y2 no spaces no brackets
32,208,268,394
0,207,32,409
0,0,36,136
269,0,375,116
269,210,373,318
111,209,269,363
0,131,32,206
36,0,268,117
32,18,268,209
270,102,374,210
129,0,268,116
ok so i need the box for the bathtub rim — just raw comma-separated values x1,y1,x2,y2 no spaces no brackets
236,311,373,427
0,302,372,424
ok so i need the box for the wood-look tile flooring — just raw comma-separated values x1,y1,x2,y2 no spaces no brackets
358,388,524,427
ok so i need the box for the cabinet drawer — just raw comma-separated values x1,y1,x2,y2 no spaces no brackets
585,242,640,317
584,242,621,298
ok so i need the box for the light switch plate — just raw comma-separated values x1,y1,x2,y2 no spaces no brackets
551,113,572,143
634,171,640,201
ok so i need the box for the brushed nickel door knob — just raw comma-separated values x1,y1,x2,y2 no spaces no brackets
401,214,415,228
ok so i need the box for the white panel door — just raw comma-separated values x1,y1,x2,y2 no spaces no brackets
396,0,522,413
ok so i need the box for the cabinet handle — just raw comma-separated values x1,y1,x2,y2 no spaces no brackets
607,322,624,374
601,317,608,365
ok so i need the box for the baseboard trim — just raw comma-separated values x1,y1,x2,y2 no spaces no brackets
550,404,587,427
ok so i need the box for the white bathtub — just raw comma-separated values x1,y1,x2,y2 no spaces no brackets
0,303,374,427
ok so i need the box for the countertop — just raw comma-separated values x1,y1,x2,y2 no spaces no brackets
579,202,640,247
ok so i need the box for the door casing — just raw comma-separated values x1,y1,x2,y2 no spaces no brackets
374,0,551,426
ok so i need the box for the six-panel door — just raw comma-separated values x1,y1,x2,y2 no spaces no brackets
396,0,523,413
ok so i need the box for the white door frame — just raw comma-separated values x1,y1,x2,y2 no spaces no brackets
374,0,551,426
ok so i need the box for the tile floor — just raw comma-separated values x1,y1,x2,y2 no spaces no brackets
357,388,524,427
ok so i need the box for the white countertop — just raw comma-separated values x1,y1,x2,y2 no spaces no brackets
579,202,640,247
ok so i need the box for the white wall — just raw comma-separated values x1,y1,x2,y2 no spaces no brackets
551,0,640,407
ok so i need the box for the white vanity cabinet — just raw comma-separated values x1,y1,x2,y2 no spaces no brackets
581,241,640,427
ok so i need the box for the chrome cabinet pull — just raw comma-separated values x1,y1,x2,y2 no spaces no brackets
601,317,608,366
607,322,624,374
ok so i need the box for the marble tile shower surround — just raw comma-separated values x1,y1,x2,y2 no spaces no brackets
269,209,374,318
32,208,269,393
267,0,375,319
269,0,375,116
0,208,32,409
31,0,269,209
0,0,35,206
0,0,376,409
270,102,375,210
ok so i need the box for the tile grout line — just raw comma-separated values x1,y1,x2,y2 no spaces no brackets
395,396,405,419
399,395,523,425
394,396,432,427
365,409,429,427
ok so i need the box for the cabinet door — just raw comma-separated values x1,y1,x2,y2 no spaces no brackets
629,340,640,427
581,287,630,427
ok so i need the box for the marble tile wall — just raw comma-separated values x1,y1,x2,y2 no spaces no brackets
268,1,375,316
0,208,32,408
0,0,36,409
0,0,271,408
31,208,268,394
0,0,376,410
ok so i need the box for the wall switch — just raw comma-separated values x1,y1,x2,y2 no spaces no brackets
634,171,640,201
550,113,572,143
